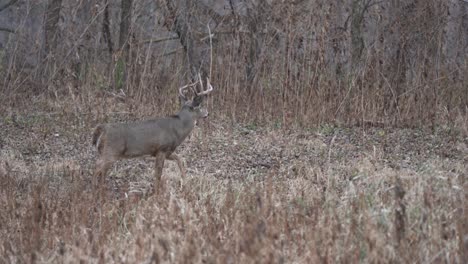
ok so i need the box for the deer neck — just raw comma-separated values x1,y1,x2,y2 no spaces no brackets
176,109,196,136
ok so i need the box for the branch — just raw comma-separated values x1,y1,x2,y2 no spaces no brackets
154,47,183,57
0,0,19,12
0,26,14,33
139,35,179,45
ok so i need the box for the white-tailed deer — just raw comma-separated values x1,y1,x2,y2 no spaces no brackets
92,76,213,189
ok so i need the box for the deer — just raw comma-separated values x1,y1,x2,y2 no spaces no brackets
92,75,213,190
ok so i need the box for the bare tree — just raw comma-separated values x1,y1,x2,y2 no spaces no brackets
244,3,261,87
115,0,133,89
44,0,63,56
102,0,113,55
350,0,366,70
164,0,210,81
119,0,132,52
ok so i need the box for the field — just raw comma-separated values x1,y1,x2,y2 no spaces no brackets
0,96,466,263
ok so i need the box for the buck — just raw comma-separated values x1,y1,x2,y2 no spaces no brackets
92,76,213,189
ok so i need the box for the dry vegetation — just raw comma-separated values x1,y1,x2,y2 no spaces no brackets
0,95,466,263
0,0,467,263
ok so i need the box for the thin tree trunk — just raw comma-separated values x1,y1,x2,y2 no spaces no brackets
119,0,132,52
245,8,260,87
44,0,63,56
350,0,365,70
164,0,208,82
115,0,132,90
102,0,113,55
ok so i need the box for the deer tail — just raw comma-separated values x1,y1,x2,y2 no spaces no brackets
92,124,105,147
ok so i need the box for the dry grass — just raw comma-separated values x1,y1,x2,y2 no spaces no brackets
0,96,466,263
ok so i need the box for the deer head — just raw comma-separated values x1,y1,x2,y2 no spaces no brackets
178,74,213,120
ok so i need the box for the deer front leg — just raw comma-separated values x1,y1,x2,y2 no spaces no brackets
94,157,113,189
167,153,186,178
154,152,166,192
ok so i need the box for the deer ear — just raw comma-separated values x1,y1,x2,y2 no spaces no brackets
179,95,188,104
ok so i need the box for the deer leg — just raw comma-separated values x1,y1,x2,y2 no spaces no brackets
154,152,166,192
94,157,113,189
167,153,186,178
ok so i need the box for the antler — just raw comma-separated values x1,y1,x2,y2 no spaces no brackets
197,73,204,93
179,81,198,98
196,74,213,96
179,73,213,98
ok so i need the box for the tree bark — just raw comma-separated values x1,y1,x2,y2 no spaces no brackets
119,0,132,52
350,0,366,70
245,5,260,87
164,0,208,83
115,0,132,90
102,0,113,55
44,0,63,55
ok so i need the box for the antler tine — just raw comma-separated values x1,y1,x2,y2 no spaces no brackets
197,73,204,93
179,81,198,98
197,77,213,96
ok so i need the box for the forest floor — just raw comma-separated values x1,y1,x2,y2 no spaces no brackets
0,96,467,263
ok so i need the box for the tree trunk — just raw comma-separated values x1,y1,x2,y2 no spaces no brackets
115,0,132,90
164,0,208,83
245,7,260,87
44,0,63,56
102,0,113,55
350,0,365,71
119,0,132,51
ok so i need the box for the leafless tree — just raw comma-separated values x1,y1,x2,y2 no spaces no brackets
44,0,63,56
102,0,113,55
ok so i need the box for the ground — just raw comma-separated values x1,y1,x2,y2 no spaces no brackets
0,100,466,263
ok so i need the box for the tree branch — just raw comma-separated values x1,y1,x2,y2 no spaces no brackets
139,36,179,45
0,26,14,33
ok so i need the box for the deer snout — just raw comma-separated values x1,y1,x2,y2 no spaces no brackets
200,108,209,118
